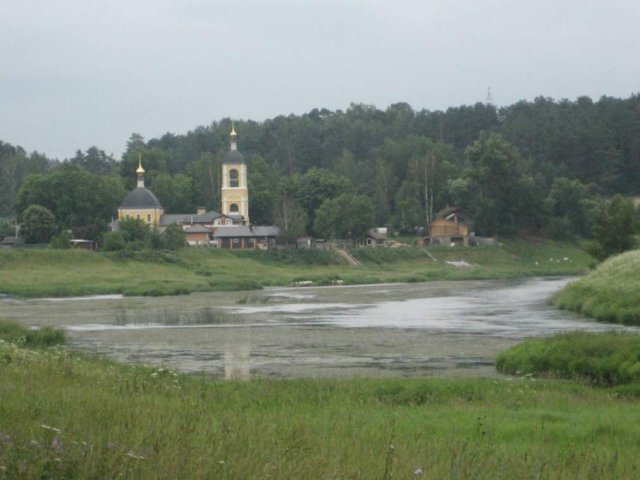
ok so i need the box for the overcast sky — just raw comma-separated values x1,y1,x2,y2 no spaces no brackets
1,0,639,160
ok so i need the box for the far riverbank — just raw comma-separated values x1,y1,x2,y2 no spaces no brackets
0,239,592,299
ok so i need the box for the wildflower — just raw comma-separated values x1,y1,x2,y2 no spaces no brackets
126,450,145,460
41,424,62,434
414,467,424,476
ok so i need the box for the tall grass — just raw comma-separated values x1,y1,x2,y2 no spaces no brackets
553,249,640,325
0,320,66,347
2,333,640,479
496,331,640,386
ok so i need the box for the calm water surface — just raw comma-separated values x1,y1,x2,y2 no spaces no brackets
1,277,633,378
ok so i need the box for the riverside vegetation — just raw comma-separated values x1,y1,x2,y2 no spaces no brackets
552,249,640,325
0,239,592,298
2,321,640,479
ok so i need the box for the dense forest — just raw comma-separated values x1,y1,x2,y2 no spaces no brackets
2,94,640,242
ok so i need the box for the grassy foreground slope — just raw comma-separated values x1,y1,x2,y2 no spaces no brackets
0,239,591,298
552,249,640,325
2,334,640,479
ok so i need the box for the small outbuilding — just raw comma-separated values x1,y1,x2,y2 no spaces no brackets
365,228,388,247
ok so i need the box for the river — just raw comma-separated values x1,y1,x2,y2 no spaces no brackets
0,277,632,379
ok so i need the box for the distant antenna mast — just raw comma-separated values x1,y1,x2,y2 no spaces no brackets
485,87,494,107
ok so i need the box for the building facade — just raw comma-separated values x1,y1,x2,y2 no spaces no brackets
117,158,164,225
220,125,249,224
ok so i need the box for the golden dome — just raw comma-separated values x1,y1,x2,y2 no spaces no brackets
230,123,237,137
136,157,145,175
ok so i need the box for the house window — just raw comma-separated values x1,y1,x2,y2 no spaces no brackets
230,203,239,213
233,238,239,244
229,169,239,187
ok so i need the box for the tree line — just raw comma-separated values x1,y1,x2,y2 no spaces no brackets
1,94,639,251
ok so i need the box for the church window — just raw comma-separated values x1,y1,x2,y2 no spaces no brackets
229,169,239,187
136,214,140,220
230,203,239,213
147,214,151,223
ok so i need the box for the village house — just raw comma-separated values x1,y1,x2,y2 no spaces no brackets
428,206,473,246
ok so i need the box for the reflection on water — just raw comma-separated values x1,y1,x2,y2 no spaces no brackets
224,342,251,380
1,277,636,378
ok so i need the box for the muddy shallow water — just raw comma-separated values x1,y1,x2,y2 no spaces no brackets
1,277,634,379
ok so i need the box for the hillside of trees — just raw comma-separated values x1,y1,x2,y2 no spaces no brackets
1,94,639,243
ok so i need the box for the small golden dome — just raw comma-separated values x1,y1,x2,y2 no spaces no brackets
136,158,145,175
230,123,237,137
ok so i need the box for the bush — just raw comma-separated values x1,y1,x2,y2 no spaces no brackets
101,231,126,251
496,331,640,386
49,230,72,249
0,320,66,347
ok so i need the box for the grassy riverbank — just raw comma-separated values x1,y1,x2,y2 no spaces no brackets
0,239,591,298
2,330,640,479
552,249,640,325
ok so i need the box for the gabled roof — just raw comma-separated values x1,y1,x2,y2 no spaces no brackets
159,211,223,226
184,225,211,234
119,187,163,209
434,206,470,224
213,226,280,238
367,229,388,240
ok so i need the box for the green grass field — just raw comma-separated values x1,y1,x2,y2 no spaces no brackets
552,249,640,325
2,331,640,479
0,239,592,298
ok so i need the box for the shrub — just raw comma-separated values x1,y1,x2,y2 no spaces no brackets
496,331,640,386
0,320,66,347
49,230,72,249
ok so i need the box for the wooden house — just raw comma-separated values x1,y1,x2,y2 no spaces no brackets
429,207,472,246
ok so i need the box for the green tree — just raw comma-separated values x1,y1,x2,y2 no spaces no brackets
248,155,279,224
0,141,50,216
163,224,187,250
458,133,542,235
189,152,222,212
21,205,55,244
313,193,374,241
544,177,594,240
285,168,353,232
15,164,125,238
273,196,308,243
588,195,638,261
152,173,194,213
70,147,116,175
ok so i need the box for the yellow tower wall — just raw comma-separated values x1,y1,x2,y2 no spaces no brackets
221,163,249,222
118,208,164,226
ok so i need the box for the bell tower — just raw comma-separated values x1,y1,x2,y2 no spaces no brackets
221,124,249,223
